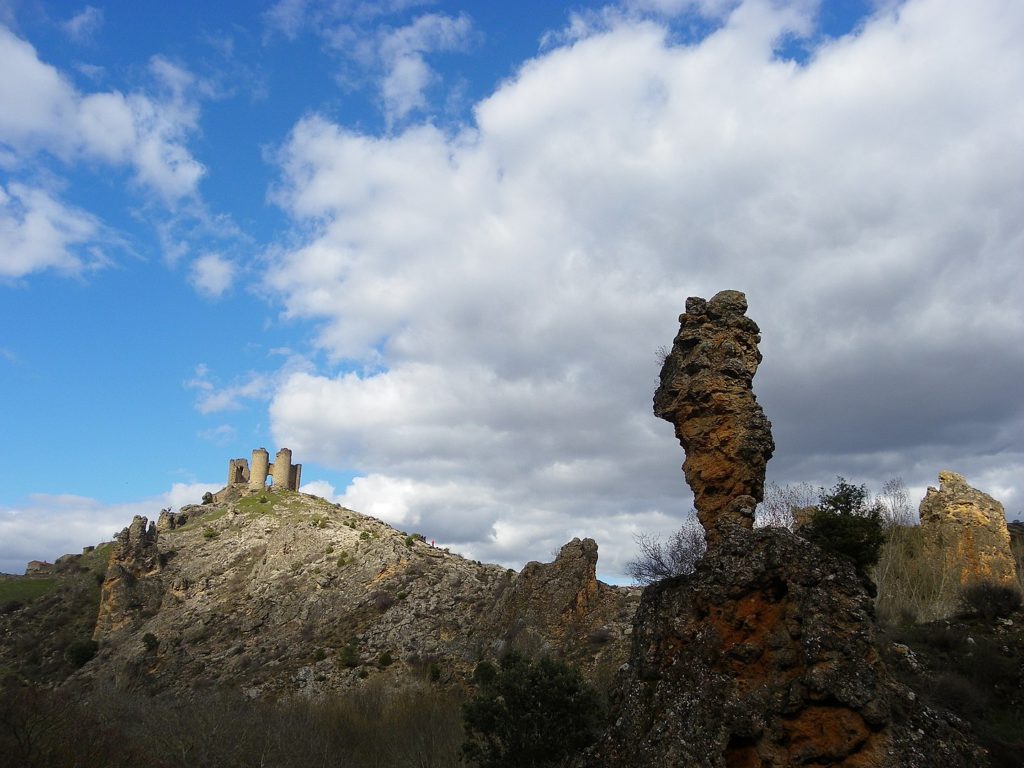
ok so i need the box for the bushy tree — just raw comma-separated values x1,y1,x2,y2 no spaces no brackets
461,651,603,768
802,477,886,572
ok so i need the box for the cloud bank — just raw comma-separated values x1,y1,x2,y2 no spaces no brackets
261,0,1024,578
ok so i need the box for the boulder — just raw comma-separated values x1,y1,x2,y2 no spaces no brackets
583,294,986,766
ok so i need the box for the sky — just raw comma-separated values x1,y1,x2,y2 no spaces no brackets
1,0,1022,579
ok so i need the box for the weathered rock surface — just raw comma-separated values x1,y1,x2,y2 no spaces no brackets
1009,521,1024,581
484,538,638,663
75,492,637,698
583,293,986,767
918,471,1020,619
582,525,986,767
93,516,164,642
653,291,774,539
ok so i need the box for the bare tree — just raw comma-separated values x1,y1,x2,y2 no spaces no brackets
876,476,916,528
755,481,817,530
626,520,707,585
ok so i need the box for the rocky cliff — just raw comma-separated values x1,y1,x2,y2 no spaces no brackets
75,490,637,698
93,515,163,642
918,471,1019,618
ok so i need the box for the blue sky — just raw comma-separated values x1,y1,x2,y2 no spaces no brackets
2,0,1022,578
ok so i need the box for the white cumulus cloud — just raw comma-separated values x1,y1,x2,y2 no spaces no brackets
189,252,237,298
259,0,1024,578
0,182,106,279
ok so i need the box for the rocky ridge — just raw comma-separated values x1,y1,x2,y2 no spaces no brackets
75,489,638,698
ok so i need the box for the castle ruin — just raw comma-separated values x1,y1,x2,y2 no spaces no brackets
226,448,302,492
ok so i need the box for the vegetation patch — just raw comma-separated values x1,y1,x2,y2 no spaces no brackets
0,578,58,605
462,651,603,768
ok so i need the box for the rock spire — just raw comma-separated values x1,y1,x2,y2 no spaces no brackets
653,290,774,539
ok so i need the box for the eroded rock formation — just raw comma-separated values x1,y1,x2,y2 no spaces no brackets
582,292,986,767
93,515,164,642
486,538,637,656
918,471,1019,617
653,291,774,539
584,526,984,767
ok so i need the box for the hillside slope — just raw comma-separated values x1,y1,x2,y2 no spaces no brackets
68,488,638,698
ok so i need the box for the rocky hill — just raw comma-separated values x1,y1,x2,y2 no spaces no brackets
45,488,639,699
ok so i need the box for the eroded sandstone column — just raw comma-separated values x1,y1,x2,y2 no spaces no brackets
653,290,774,539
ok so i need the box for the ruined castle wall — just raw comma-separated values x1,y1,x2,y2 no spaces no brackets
290,463,302,491
249,448,269,490
228,458,250,486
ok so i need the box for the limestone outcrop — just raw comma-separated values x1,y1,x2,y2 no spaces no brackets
93,516,164,642
653,291,774,539
918,471,1019,616
584,525,985,767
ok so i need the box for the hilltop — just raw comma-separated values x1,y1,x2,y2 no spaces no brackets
2,487,638,699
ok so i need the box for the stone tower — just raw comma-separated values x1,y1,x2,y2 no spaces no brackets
271,448,294,489
249,448,270,490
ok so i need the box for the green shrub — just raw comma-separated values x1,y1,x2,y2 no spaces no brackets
404,536,415,547
359,531,371,541
336,552,350,567
960,581,1023,620
802,477,885,572
64,639,98,668
142,633,159,652
461,651,603,768
378,650,394,668
429,662,442,683
202,526,219,540
313,648,327,662
339,642,360,668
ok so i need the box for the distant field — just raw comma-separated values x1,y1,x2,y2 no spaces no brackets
0,578,57,603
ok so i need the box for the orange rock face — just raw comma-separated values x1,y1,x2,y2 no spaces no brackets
918,471,1020,618
653,290,774,538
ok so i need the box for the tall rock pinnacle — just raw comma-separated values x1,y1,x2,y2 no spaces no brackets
653,290,774,538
